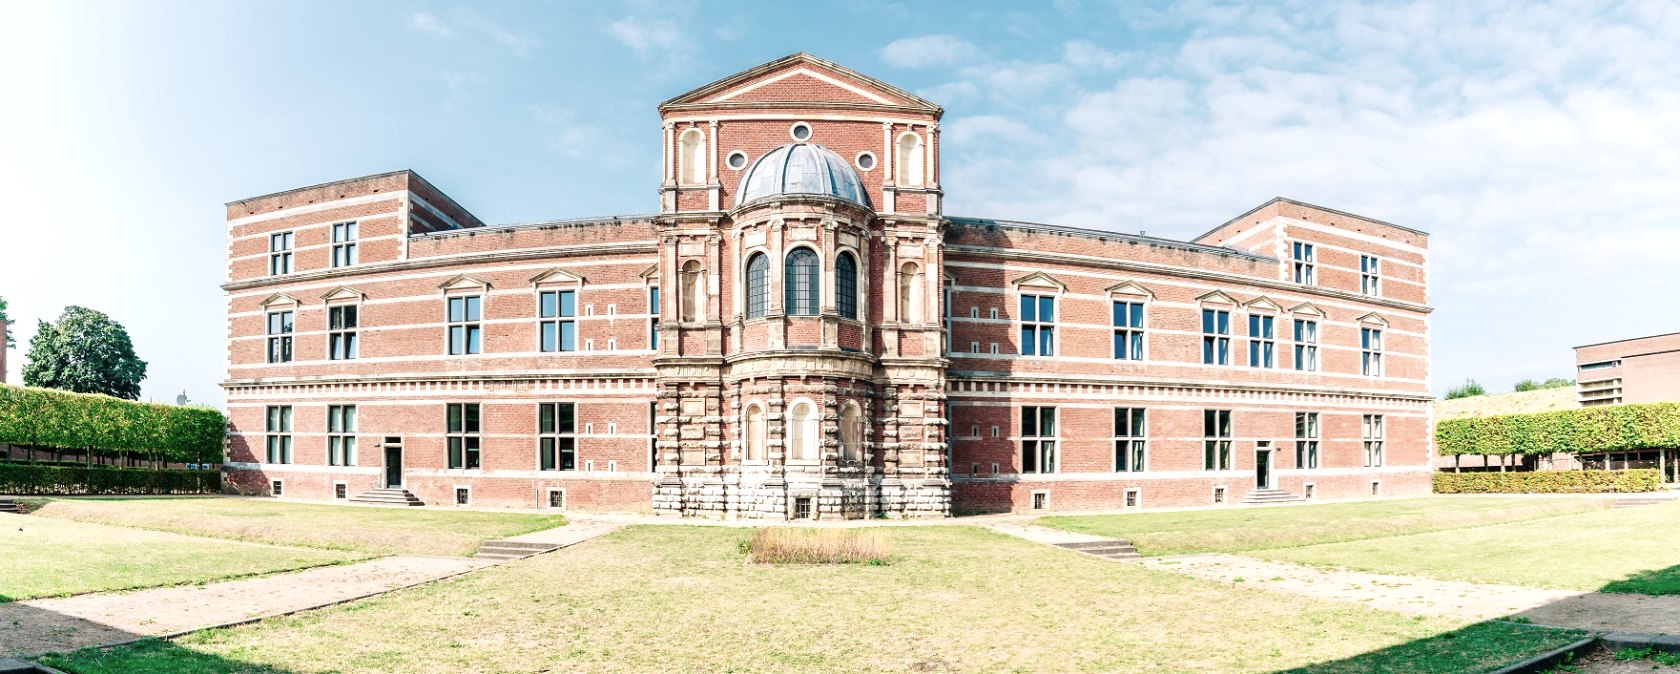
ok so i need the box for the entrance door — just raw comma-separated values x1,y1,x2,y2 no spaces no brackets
1255,444,1272,490
384,443,403,488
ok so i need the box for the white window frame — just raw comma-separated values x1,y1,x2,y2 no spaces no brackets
1203,409,1232,471
1292,241,1315,285
1114,407,1146,472
327,404,357,466
331,221,358,268
1112,299,1146,361
1295,411,1319,469
265,405,293,464
1362,327,1384,376
446,295,483,355
1293,319,1319,372
1247,313,1276,368
1360,255,1381,295
268,231,293,275
1021,405,1057,474
1201,309,1231,365
538,402,577,471
539,289,577,353
327,303,358,360
1363,414,1385,467
1019,293,1056,357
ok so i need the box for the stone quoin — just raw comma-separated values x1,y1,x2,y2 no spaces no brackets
221,53,1433,518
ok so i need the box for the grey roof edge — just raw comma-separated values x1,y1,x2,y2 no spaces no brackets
226,169,421,207
659,52,943,116
1193,197,1431,244
945,216,1275,262
1573,331,1680,351
410,214,660,238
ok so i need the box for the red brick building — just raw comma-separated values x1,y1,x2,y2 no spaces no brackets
222,54,1433,517
1574,332,1680,407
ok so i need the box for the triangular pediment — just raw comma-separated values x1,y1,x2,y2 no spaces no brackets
639,264,660,280
1357,311,1391,327
942,270,957,283
1289,302,1325,317
529,266,587,286
1244,295,1283,312
1196,290,1239,306
1010,271,1066,292
438,274,490,292
1104,280,1155,299
260,292,300,308
320,286,365,302
660,53,940,113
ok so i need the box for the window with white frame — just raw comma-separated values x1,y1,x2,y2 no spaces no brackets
1362,414,1385,467
1292,242,1315,285
1112,301,1144,361
268,232,293,275
1201,309,1230,365
266,310,293,364
1295,411,1319,469
744,253,768,319
327,405,356,466
1019,294,1055,357
327,305,357,360
1203,409,1232,471
1293,319,1319,372
1360,255,1380,295
788,402,818,462
446,403,481,469
331,222,357,268
1248,314,1275,368
836,252,859,320
446,296,482,355
539,290,577,352
1362,327,1384,376
1021,406,1056,473
648,287,659,350
1114,407,1146,472
265,405,292,464
538,402,576,471
785,249,820,316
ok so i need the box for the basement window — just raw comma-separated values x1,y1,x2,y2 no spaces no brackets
334,483,347,499
1124,488,1140,508
1031,491,1048,511
793,497,814,520
270,480,283,497
547,488,565,510
1213,486,1226,504
455,487,471,506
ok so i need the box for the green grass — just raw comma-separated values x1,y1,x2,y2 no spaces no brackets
0,518,358,603
1038,496,1610,556
41,526,1582,674
1256,500,1680,593
31,497,566,557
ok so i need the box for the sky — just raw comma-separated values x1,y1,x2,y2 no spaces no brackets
1,0,1677,406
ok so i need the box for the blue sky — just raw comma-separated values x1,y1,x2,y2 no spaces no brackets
2,1,1677,405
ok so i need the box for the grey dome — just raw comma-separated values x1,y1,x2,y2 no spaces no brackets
734,143,870,209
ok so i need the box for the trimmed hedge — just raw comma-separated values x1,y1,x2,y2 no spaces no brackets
1433,469,1662,494
0,384,225,464
0,463,220,495
1436,402,1680,457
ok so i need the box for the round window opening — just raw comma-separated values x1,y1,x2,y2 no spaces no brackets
856,152,877,171
726,151,748,170
790,122,813,142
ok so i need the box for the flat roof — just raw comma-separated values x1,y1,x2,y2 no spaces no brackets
226,169,414,206
1574,331,1680,350
411,214,659,238
946,215,1273,262
1194,196,1430,242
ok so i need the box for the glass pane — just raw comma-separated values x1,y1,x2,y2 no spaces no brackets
1020,327,1035,356
540,438,555,470
328,408,341,433
560,322,576,351
1020,295,1035,322
559,403,575,433
539,404,555,434
1039,327,1054,356
1130,332,1143,360
1218,411,1231,437
1041,441,1055,473
448,404,462,433
448,437,462,468
540,292,556,318
345,406,356,432
344,437,356,464
1201,310,1213,333
281,407,292,430
1022,441,1037,473
1021,407,1037,437
1132,409,1145,435
448,297,463,323
465,404,480,432
1112,302,1125,327
1217,311,1228,333
541,323,556,352
1130,303,1143,328
1114,408,1126,435
1040,407,1055,436
559,438,575,470
466,296,481,321
1039,297,1054,322
559,291,575,318
467,325,482,354
649,287,659,313
1113,332,1125,359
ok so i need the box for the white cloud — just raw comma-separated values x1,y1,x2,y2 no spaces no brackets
404,10,539,58
880,34,982,68
607,17,682,56
1061,40,1128,70
406,11,453,37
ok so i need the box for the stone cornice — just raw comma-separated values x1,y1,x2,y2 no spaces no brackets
221,369,657,389
946,370,1434,402
222,243,657,293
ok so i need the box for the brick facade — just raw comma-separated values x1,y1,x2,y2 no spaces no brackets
222,53,1433,518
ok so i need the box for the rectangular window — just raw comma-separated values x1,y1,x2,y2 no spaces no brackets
1360,255,1380,295
328,305,358,360
1114,407,1146,472
1293,319,1319,372
1020,406,1057,473
539,290,576,352
1019,294,1055,357
1112,301,1144,361
1203,409,1232,471
1363,414,1385,467
1295,412,1319,469
268,232,293,275
327,405,357,466
648,287,659,350
1201,309,1230,365
331,222,358,268
538,402,577,471
1362,327,1384,376
446,403,481,469
265,405,292,464
1247,314,1275,368
266,310,293,364
446,296,482,355
1292,242,1315,285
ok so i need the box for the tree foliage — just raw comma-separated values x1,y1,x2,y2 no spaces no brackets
0,384,225,463
0,295,13,348
22,306,147,400
1433,469,1660,494
1444,379,1486,400
1435,402,1680,457
1514,377,1575,392
0,463,219,495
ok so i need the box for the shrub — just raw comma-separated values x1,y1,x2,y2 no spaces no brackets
1433,469,1661,494
1445,379,1486,400
1435,402,1680,457
0,384,224,464
0,463,220,495
744,528,890,565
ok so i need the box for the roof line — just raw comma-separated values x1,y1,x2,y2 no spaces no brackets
1574,331,1680,351
658,52,942,115
945,215,1273,261
1193,196,1430,243
226,169,414,206
409,214,658,238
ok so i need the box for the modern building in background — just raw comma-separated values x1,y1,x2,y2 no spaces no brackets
221,54,1433,518
1575,332,1680,407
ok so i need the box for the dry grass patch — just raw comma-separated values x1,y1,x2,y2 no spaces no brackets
743,527,890,565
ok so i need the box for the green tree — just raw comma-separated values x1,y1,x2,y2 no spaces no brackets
22,306,148,400
1541,377,1574,389
1513,379,1539,392
0,295,13,348
1445,379,1486,400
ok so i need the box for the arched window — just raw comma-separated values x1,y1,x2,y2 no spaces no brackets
785,248,819,316
896,132,924,187
680,260,704,322
678,128,705,185
745,253,769,319
835,251,858,320
789,402,817,461
840,403,863,462
745,404,766,462
898,262,921,323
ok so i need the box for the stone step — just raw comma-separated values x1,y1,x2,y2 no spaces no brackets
1055,540,1135,551
1054,539,1142,560
1613,499,1671,509
1241,489,1305,504
474,539,563,560
348,489,424,506
0,500,18,514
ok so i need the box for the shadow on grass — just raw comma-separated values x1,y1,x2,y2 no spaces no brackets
37,637,300,674
1269,620,1587,674
1,600,300,674
1599,563,1680,595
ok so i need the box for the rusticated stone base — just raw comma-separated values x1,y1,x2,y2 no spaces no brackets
649,469,951,521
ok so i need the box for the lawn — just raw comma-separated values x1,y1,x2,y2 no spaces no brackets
1038,496,1609,556
41,526,1583,674
0,518,358,603
31,497,566,557
1257,500,1680,594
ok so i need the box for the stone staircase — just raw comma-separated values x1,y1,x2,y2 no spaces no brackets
0,498,19,514
1054,539,1141,561
348,488,424,506
474,540,563,561
1241,488,1306,505
1612,496,1674,509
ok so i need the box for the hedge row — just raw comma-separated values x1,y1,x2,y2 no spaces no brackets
1433,469,1662,494
0,463,220,495
1435,402,1680,457
0,384,225,464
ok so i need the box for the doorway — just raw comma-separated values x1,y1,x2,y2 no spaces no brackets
1255,441,1273,490
384,438,403,488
